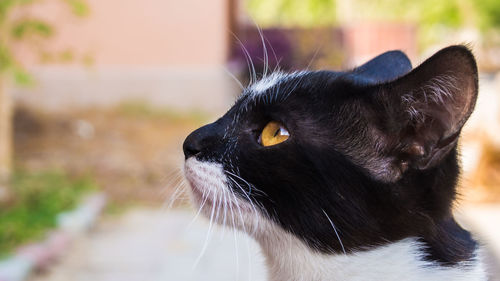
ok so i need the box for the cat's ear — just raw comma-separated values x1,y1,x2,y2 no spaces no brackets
365,45,478,182
352,50,412,83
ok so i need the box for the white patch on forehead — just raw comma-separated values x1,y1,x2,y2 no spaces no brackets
247,71,308,99
249,72,286,95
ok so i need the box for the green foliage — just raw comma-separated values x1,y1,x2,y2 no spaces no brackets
418,0,463,28
344,0,467,27
0,45,14,72
12,68,33,85
0,45,30,84
0,0,89,85
247,0,500,51
0,1,35,22
65,0,90,17
0,170,97,255
59,49,75,62
11,19,53,39
476,0,500,30
247,0,336,27
247,0,500,31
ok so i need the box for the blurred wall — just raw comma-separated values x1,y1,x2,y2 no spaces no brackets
343,22,417,67
16,0,230,67
13,0,238,114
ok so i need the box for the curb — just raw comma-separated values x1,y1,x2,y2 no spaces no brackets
0,193,106,281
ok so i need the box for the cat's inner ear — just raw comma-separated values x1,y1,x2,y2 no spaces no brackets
352,50,412,84
365,46,478,182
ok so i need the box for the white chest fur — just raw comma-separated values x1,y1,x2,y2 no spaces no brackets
255,226,487,281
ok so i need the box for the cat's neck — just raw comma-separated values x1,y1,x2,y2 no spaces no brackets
253,220,487,281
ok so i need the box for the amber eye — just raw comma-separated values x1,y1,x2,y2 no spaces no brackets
258,121,290,147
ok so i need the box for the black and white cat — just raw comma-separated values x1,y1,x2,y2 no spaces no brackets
183,45,488,281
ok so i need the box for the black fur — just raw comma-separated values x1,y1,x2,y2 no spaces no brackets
183,45,479,265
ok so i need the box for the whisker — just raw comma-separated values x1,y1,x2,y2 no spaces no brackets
225,170,253,195
228,186,248,233
192,185,218,269
306,45,322,70
322,209,346,255
263,35,280,73
227,179,261,236
227,176,260,228
159,167,183,198
223,66,245,90
214,189,221,223
225,170,263,235
231,32,257,85
226,186,240,277
187,185,211,230
232,212,240,278
163,179,187,211
256,25,269,78
220,183,229,239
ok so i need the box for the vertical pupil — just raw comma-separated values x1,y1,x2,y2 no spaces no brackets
273,127,280,137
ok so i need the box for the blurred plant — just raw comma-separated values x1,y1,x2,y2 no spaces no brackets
247,0,336,27
0,0,89,84
351,0,500,48
247,0,500,30
0,170,97,256
0,0,88,194
246,0,500,49
475,0,500,30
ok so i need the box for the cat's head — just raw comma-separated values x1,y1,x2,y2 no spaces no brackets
183,46,478,256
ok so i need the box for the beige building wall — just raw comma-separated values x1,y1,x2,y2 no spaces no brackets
17,0,230,67
14,0,237,114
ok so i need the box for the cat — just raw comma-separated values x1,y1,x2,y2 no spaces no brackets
183,45,488,281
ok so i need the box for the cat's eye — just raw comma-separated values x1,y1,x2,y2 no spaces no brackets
258,121,290,147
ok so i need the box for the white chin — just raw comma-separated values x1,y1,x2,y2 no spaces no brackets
183,158,261,232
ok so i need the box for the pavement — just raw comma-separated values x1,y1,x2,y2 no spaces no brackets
28,205,500,281
29,209,267,281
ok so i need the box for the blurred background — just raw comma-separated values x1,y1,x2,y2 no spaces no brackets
0,0,499,280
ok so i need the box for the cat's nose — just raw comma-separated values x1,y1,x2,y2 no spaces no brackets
183,123,221,159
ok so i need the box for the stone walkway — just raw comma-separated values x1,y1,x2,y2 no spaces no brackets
30,209,266,281
29,205,500,281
